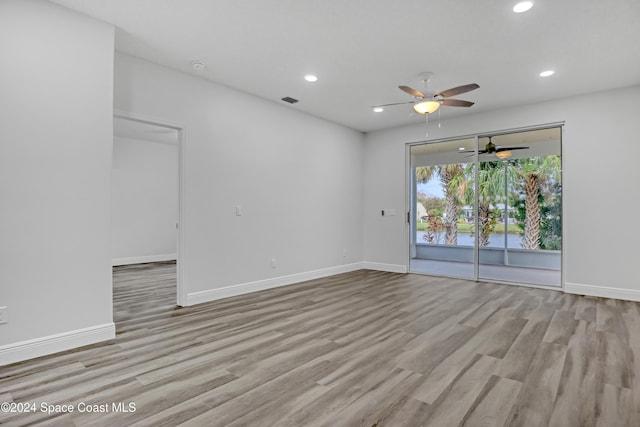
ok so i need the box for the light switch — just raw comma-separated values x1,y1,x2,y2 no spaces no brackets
236,205,242,216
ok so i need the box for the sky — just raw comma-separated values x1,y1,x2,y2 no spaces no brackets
417,180,444,198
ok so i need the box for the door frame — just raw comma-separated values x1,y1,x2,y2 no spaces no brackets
113,110,188,306
405,122,565,290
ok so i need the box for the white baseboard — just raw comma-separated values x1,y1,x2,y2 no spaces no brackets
362,262,407,274
112,254,177,266
186,262,365,306
565,282,640,302
0,323,115,366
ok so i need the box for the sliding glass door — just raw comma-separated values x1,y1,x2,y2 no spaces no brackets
410,137,475,280
409,127,562,287
477,129,562,286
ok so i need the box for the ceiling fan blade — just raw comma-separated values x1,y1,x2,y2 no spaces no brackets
459,149,488,154
399,85,425,98
464,150,491,158
435,83,479,98
496,146,529,152
371,101,416,107
440,99,474,107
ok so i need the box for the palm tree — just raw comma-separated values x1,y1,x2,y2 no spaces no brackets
416,164,465,245
461,161,507,247
513,156,561,250
478,161,507,247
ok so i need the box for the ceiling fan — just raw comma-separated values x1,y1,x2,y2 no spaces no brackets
372,73,479,115
460,137,529,159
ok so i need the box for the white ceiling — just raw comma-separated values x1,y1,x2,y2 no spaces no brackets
51,0,640,133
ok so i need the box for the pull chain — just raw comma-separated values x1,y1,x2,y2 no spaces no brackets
425,113,429,137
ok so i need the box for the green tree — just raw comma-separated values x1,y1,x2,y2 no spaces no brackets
461,161,509,247
422,213,444,244
416,164,465,245
511,155,561,250
539,181,562,250
417,191,445,218
513,175,562,250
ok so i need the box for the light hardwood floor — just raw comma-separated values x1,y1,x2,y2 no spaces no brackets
2,262,640,426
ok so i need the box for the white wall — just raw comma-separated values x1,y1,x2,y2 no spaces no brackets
114,53,365,304
363,85,640,300
0,0,114,364
112,136,178,265
3,1,634,366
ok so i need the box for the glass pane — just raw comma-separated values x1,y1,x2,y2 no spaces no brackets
477,128,562,287
410,138,475,279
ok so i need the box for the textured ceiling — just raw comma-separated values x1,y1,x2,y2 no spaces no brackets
52,0,640,133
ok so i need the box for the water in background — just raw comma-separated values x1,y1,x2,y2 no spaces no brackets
416,231,523,248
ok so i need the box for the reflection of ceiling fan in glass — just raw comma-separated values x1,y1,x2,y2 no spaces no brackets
459,137,529,160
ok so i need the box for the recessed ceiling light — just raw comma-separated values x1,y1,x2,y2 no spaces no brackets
513,1,533,13
458,147,465,151
304,74,318,82
191,60,206,71
373,107,384,113
539,70,555,77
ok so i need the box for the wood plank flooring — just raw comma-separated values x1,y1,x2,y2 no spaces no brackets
2,262,640,426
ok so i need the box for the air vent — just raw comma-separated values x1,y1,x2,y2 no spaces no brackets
281,97,299,104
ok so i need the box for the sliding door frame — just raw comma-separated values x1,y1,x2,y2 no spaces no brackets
406,122,565,290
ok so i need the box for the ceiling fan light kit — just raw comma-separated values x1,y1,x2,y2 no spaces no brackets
372,76,478,117
413,100,441,115
370,74,479,135
495,150,513,159
513,1,534,13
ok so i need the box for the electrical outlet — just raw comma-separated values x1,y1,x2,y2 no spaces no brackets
0,306,7,324
342,248,347,257
271,258,277,268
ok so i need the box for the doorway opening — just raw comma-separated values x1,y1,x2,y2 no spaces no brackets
112,113,186,305
408,126,562,288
